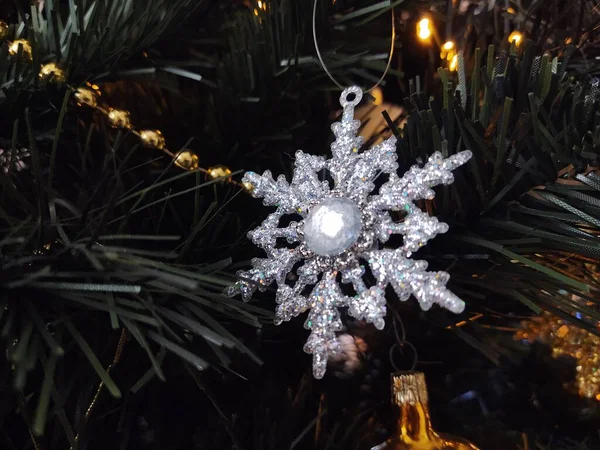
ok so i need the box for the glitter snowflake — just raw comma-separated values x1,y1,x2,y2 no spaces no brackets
226,86,472,378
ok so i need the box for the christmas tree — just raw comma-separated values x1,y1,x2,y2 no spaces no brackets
1,1,599,449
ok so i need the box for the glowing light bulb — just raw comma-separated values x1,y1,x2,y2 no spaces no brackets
417,18,432,41
508,31,523,46
441,41,456,61
443,41,454,51
258,0,262,8
449,54,458,71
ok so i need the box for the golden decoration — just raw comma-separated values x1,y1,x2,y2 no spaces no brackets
516,312,600,400
0,20,9,41
174,150,200,171
8,39,32,60
208,165,232,181
74,87,98,108
508,31,523,47
139,129,166,150
242,180,255,194
107,108,132,129
378,372,480,449
417,18,432,41
39,62,65,83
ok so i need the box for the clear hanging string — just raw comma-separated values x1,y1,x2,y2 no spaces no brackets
312,0,396,93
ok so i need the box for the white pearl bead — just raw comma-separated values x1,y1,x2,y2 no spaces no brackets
303,197,362,256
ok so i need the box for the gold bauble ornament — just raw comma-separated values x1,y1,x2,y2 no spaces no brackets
242,180,255,194
39,62,65,83
74,87,98,108
139,129,166,150
8,39,32,60
107,108,132,129
174,150,199,171
377,372,480,450
516,312,600,401
208,165,232,181
0,20,9,41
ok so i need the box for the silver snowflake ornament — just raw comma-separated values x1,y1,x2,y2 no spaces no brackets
226,86,471,378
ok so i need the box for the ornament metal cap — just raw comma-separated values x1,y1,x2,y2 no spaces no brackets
374,371,480,450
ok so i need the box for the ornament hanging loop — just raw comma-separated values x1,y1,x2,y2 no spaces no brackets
312,0,395,94
340,86,363,121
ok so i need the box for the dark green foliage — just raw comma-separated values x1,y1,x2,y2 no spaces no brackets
377,42,600,355
1,0,600,449
0,0,199,99
0,1,275,443
352,0,600,359
0,108,271,441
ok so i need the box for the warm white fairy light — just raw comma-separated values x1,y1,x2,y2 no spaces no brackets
449,54,458,71
509,31,523,46
417,18,432,41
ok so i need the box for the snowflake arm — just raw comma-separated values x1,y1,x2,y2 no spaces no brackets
369,151,472,211
366,250,465,313
338,137,399,203
397,208,450,255
301,271,347,379
226,248,300,301
247,213,301,255
243,170,304,213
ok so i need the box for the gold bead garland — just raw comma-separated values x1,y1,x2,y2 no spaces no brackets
139,129,166,150
174,150,200,171
107,108,132,129
74,87,99,108
75,85,246,189
3,35,252,192
241,180,255,194
516,312,600,401
207,165,233,181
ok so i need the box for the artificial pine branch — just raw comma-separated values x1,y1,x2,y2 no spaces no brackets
365,42,600,346
0,75,268,444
